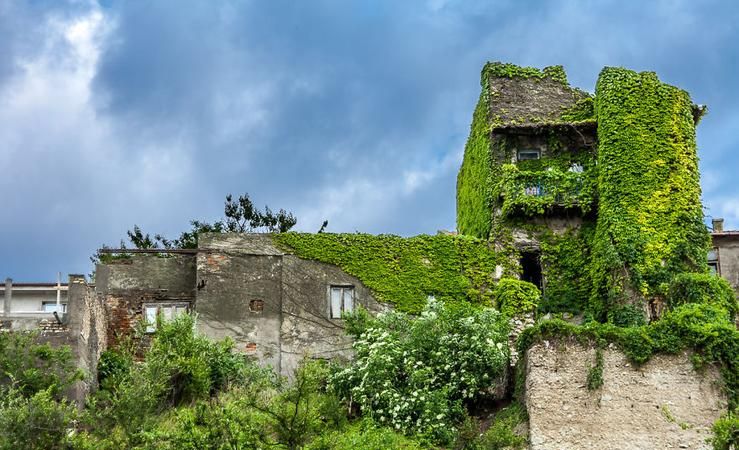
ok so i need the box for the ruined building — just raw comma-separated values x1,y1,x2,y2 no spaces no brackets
1,62,736,449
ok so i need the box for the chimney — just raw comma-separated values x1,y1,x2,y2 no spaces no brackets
712,218,724,233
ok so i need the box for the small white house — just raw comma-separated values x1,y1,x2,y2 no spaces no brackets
1,278,68,316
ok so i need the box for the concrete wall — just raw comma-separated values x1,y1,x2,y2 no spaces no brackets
713,233,739,294
196,240,284,371
96,255,196,347
525,341,727,450
196,233,385,376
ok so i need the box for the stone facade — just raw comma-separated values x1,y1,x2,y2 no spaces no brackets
525,340,727,450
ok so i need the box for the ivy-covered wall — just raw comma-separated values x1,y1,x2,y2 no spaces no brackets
590,67,710,317
456,62,588,239
271,233,506,313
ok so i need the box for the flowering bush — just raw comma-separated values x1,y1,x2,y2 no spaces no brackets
331,300,510,444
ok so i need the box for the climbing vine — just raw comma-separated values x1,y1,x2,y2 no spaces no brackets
272,233,505,313
590,67,710,318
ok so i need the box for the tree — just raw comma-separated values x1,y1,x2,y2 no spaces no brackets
92,193,297,266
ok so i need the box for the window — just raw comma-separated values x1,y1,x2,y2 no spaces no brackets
249,299,264,313
330,286,354,319
42,302,66,313
144,303,189,333
707,248,720,275
517,149,540,161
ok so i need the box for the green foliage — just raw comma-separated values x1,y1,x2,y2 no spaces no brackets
538,225,593,314
456,84,494,239
483,61,568,86
305,419,424,450
0,332,83,399
607,304,646,328
710,412,738,450
667,272,738,319
496,164,596,216
475,403,527,450
590,67,710,317
518,303,739,409
331,300,510,445
0,388,79,450
493,278,540,317
586,348,604,390
273,233,501,313
560,97,595,122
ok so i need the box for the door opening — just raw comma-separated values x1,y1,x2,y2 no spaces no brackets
520,251,543,290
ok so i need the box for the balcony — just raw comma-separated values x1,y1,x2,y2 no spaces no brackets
497,164,596,216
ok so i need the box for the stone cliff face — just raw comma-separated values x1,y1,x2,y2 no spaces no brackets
525,341,727,450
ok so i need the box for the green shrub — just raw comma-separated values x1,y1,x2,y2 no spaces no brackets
667,272,738,319
0,388,78,450
710,412,738,450
0,332,83,399
331,300,510,445
608,304,646,327
493,278,540,317
306,419,424,450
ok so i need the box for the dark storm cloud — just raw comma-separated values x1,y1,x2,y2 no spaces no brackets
2,0,739,279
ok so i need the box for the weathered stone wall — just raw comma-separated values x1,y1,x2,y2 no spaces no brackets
196,233,385,376
488,76,586,126
525,340,727,450
196,235,284,371
280,254,384,376
713,233,739,295
96,255,196,347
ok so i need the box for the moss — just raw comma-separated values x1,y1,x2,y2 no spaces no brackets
272,233,503,313
483,61,568,86
590,67,710,318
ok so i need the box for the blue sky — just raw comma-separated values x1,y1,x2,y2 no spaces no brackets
2,0,739,280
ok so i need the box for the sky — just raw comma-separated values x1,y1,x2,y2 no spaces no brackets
2,0,739,281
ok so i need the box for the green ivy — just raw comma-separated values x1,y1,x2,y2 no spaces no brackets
590,67,710,318
483,62,568,86
560,97,595,122
538,225,594,314
518,303,739,410
667,272,738,319
272,233,504,313
492,278,540,317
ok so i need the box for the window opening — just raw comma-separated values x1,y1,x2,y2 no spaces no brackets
517,149,540,161
144,303,189,333
330,286,354,319
520,251,543,290
42,302,67,313
707,248,720,275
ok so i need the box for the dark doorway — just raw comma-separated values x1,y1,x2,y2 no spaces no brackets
520,251,543,289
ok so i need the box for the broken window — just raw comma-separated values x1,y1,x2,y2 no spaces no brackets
330,286,354,319
517,149,540,161
707,248,720,275
144,303,188,333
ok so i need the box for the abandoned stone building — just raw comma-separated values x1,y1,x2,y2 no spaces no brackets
2,62,736,448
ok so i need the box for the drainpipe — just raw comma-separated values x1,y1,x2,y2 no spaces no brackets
4,278,11,315
56,272,61,312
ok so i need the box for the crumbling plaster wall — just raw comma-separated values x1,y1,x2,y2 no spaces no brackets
196,233,385,376
280,254,384,376
713,234,739,295
96,255,196,347
525,340,727,450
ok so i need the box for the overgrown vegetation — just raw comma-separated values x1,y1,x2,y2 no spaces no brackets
590,67,710,318
272,232,503,313
332,301,510,445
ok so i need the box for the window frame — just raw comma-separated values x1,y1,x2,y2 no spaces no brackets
707,247,720,276
516,149,541,162
143,302,189,333
329,285,355,319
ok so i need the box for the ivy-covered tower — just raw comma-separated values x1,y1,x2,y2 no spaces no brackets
456,62,710,322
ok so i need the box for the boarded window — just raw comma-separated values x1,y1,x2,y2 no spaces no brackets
144,303,189,333
330,286,355,319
